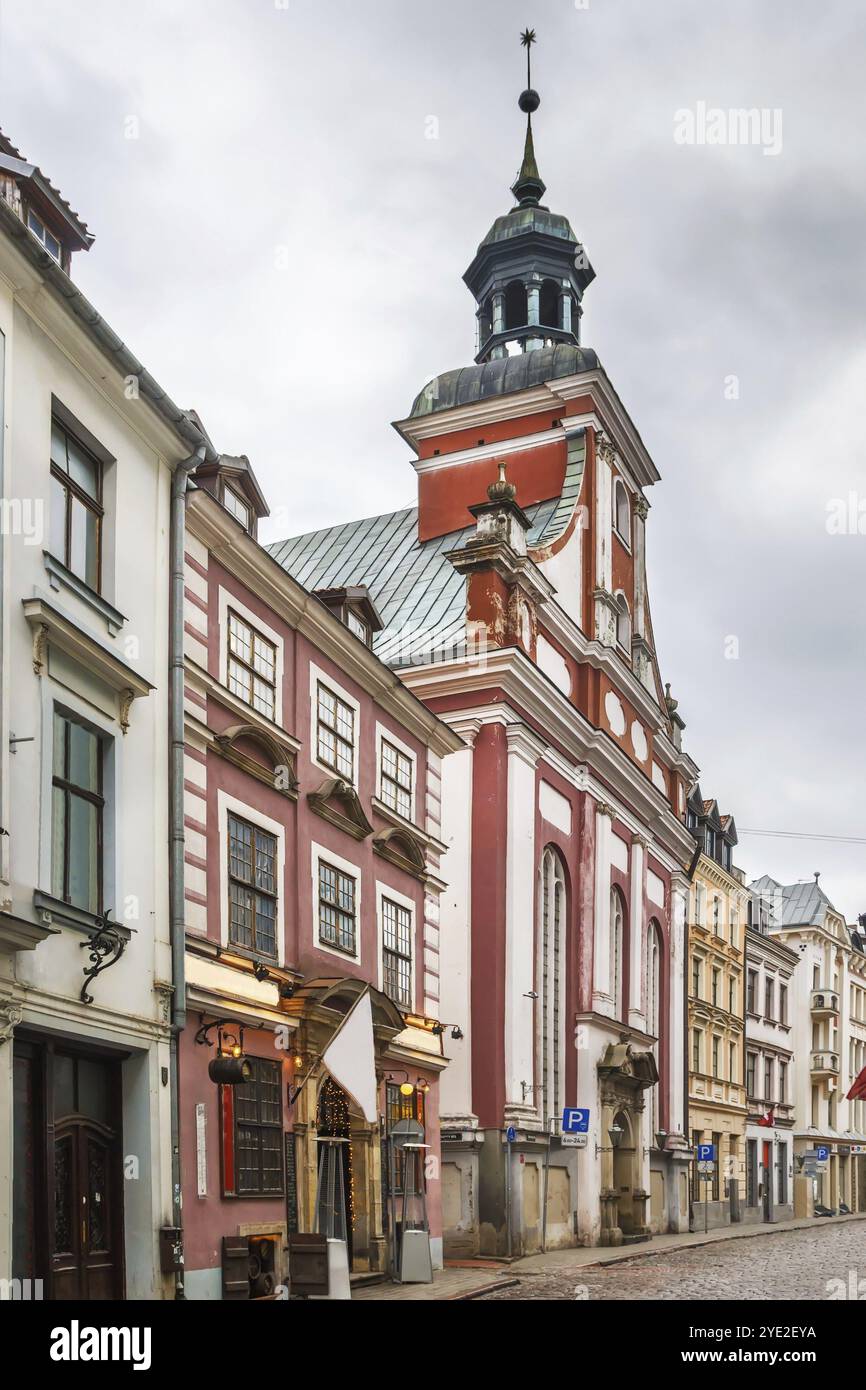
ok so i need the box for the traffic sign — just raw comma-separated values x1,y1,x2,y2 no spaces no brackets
816,1145,830,1162
697,1143,716,1163
506,1126,516,1143
562,1107,590,1134
561,1133,588,1148
697,1161,715,1175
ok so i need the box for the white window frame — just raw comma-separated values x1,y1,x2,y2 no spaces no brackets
311,840,362,964
223,484,251,531
375,722,417,824
28,207,62,262
310,662,360,786
218,587,284,726
376,880,416,1011
217,790,286,966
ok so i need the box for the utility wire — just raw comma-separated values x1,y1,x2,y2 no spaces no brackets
738,828,866,846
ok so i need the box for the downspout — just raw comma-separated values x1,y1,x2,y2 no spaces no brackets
169,445,205,1298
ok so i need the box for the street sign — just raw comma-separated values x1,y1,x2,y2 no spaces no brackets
697,1161,715,1174
561,1133,588,1148
562,1107,590,1134
506,1126,517,1143
816,1146,830,1162
697,1143,716,1163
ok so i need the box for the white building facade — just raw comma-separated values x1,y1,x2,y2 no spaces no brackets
743,919,798,1223
0,132,214,1298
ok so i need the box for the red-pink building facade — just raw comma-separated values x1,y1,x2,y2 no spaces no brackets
177,461,460,1298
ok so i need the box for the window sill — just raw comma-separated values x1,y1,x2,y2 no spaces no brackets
43,551,126,636
32,889,131,940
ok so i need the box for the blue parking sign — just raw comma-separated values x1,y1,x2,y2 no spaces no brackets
816,1145,830,1161
562,1107,590,1133
697,1143,716,1162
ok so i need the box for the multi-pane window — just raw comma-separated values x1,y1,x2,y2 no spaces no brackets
381,740,413,820
729,1042,736,1081
318,861,356,956
382,897,412,1008
779,984,788,1024
233,1057,284,1195
764,1057,774,1101
711,968,720,1006
691,958,701,999
692,1029,701,1073
316,683,355,780
51,712,103,914
779,1061,788,1104
728,977,736,1013
346,609,369,645
223,486,250,530
50,419,102,591
747,970,758,1013
227,612,276,720
228,814,277,958
28,209,61,261
764,977,774,1019
746,1052,757,1097
712,1035,720,1078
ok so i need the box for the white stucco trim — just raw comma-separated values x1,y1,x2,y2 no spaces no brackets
311,839,362,965
217,789,286,966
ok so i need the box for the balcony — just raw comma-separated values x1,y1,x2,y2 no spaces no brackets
811,1050,840,1077
811,989,840,1018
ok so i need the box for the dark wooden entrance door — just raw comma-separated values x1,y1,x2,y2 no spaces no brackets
13,1039,124,1300
52,1116,121,1299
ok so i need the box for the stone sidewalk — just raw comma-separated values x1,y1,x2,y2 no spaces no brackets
350,1210,866,1300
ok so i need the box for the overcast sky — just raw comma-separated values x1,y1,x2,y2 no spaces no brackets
2,0,863,915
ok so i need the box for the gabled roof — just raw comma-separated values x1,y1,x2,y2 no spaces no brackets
268,497,558,670
0,128,93,249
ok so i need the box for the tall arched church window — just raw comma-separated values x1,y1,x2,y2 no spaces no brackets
613,478,631,543
610,886,626,1020
537,847,567,1121
646,919,662,1139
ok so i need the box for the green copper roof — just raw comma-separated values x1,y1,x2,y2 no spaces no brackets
478,204,576,251
410,342,599,419
268,497,558,670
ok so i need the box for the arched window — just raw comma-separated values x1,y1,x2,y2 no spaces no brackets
537,847,567,1120
615,592,631,651
646,919,662,1140
504,279,527,330
610,886,626,1019
613,478,631,543
539,279,559,327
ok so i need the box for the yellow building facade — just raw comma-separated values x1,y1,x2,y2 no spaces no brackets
686,789,748,1227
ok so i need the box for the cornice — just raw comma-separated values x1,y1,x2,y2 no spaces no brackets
409,413,602,477
401,652,695,867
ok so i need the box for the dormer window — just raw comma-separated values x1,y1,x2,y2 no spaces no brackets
346,609,370,645
223,484,251,532
27,208,62,263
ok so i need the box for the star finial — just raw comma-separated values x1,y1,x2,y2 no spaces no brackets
520,28,536,47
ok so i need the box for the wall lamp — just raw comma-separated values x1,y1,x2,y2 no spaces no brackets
595,1122,625,1156
431,1022,465,1041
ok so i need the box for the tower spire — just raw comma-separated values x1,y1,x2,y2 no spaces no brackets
512,28,546,207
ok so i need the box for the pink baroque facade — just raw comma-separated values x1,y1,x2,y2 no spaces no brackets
178,459,461,1298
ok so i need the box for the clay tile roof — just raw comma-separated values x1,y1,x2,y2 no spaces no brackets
0,127,93,245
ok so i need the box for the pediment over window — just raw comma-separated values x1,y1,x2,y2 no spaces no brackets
214,723,298,795
372,826,427,880
308,778,373,841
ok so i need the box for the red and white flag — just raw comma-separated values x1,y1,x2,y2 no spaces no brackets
846,1064,866,1103
757,1105,775,1128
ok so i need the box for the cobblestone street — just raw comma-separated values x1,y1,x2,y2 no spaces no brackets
479,1222,866,1300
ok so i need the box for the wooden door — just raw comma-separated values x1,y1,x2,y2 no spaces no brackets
52,1117,121,1300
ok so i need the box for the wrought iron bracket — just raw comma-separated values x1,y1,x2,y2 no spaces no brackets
80,910,127,1004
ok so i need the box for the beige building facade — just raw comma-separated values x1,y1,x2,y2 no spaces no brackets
686,789,747,1228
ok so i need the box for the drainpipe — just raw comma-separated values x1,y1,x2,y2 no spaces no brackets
169,445,206,1298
